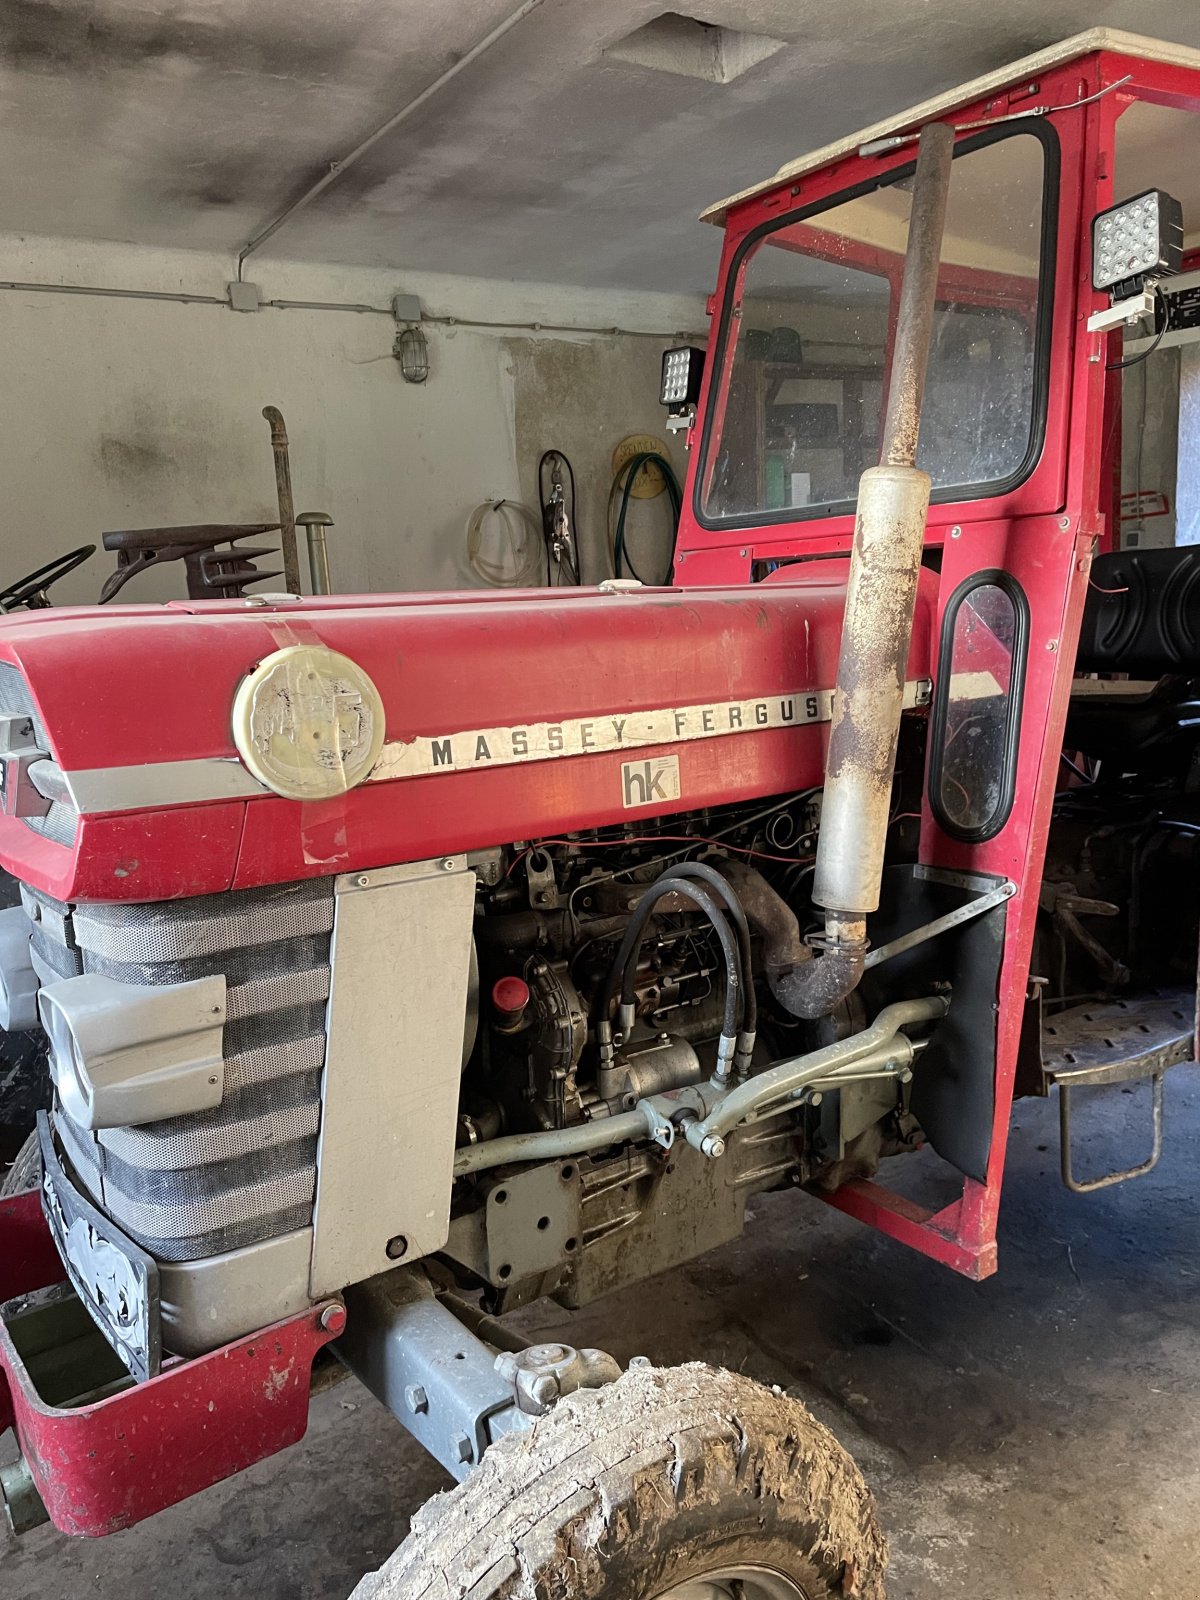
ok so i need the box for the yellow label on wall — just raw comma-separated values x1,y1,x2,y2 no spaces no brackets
612,434,671,499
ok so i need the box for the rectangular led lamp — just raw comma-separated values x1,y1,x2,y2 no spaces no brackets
1092,189,1183,297
660,345,705,409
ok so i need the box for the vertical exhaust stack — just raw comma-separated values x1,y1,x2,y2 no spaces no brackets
788,122,955,1020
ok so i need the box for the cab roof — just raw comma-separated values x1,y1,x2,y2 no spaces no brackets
701,29,1200,225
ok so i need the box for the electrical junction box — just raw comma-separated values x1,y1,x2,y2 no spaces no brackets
391,292,423,324
227,281,262,313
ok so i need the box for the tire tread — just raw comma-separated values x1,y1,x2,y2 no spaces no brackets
352,1363,886,1600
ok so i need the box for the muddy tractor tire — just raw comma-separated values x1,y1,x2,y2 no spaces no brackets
0,1131,40,1197
352,1361,886,1600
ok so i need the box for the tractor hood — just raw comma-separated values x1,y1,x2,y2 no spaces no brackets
0,573,937,903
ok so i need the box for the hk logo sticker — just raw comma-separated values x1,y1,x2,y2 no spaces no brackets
622,755,681,809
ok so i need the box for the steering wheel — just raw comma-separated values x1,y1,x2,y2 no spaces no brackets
0,546,96,612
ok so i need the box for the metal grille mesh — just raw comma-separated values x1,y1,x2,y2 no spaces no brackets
0,662,49,748
46,878,333,1261
25,800,77,846
0,665,77,845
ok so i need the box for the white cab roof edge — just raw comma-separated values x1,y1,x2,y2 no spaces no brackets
701,30,1200,225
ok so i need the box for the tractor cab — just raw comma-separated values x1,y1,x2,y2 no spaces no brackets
660,29,1200,1248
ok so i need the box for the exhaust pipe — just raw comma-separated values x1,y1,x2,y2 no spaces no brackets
262,405,303,595
789,121,955,1019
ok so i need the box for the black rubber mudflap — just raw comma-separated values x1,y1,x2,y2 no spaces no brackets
859,864,1006,1184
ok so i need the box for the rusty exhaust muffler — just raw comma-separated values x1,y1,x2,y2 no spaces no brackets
785,121,955,1019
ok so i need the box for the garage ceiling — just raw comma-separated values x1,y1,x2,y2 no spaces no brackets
4,1,1200,294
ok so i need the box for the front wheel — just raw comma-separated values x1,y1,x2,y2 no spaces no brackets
352,1362,886,1600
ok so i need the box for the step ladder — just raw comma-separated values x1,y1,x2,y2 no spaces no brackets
1040,989,1194,1193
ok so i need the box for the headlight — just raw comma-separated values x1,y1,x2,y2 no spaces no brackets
39,972,226,1129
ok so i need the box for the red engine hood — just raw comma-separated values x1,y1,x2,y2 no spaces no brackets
0,571,937,902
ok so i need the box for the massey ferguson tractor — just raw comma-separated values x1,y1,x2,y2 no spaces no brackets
4,28,1200,1600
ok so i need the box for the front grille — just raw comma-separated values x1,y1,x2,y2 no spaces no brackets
33,878,334,1261
0,663,77,846
0,661,49,747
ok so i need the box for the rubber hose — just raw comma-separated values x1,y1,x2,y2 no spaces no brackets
664,860,757,1039
466,499,544,587
611,452,682,585
597,875,741,1044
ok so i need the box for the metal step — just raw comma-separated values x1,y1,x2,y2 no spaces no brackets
1041,989,1194,1194
1042,990,1194,1088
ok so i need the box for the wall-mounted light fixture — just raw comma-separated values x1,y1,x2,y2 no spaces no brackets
392,292,429,383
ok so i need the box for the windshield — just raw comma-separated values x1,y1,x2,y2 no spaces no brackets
699,127,1052,525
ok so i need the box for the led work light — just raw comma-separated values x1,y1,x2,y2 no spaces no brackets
1092,189,1183,298
660,345,705,410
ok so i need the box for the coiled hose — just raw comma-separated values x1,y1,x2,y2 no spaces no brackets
466,499,545,587
609,452,683,585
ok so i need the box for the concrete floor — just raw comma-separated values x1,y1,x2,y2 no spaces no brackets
4,1075,1199,1599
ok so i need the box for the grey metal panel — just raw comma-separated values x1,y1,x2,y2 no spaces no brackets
309,857,476,1297
159,1227,314,1357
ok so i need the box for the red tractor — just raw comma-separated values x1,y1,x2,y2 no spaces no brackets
3,28,1199,1600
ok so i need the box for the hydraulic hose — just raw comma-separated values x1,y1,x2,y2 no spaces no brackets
598,876,736,1029
637,861,756,1075
597,874,742,1081
619,879,740,1078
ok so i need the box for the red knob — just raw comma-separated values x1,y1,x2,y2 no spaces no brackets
492,975,531,1022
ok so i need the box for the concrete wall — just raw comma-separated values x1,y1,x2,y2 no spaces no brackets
1121,349,1180,550
0,234,703,604
509,336,689,586
1176,346,1200,547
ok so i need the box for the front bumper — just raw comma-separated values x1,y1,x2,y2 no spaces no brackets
0,1183,344,1537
